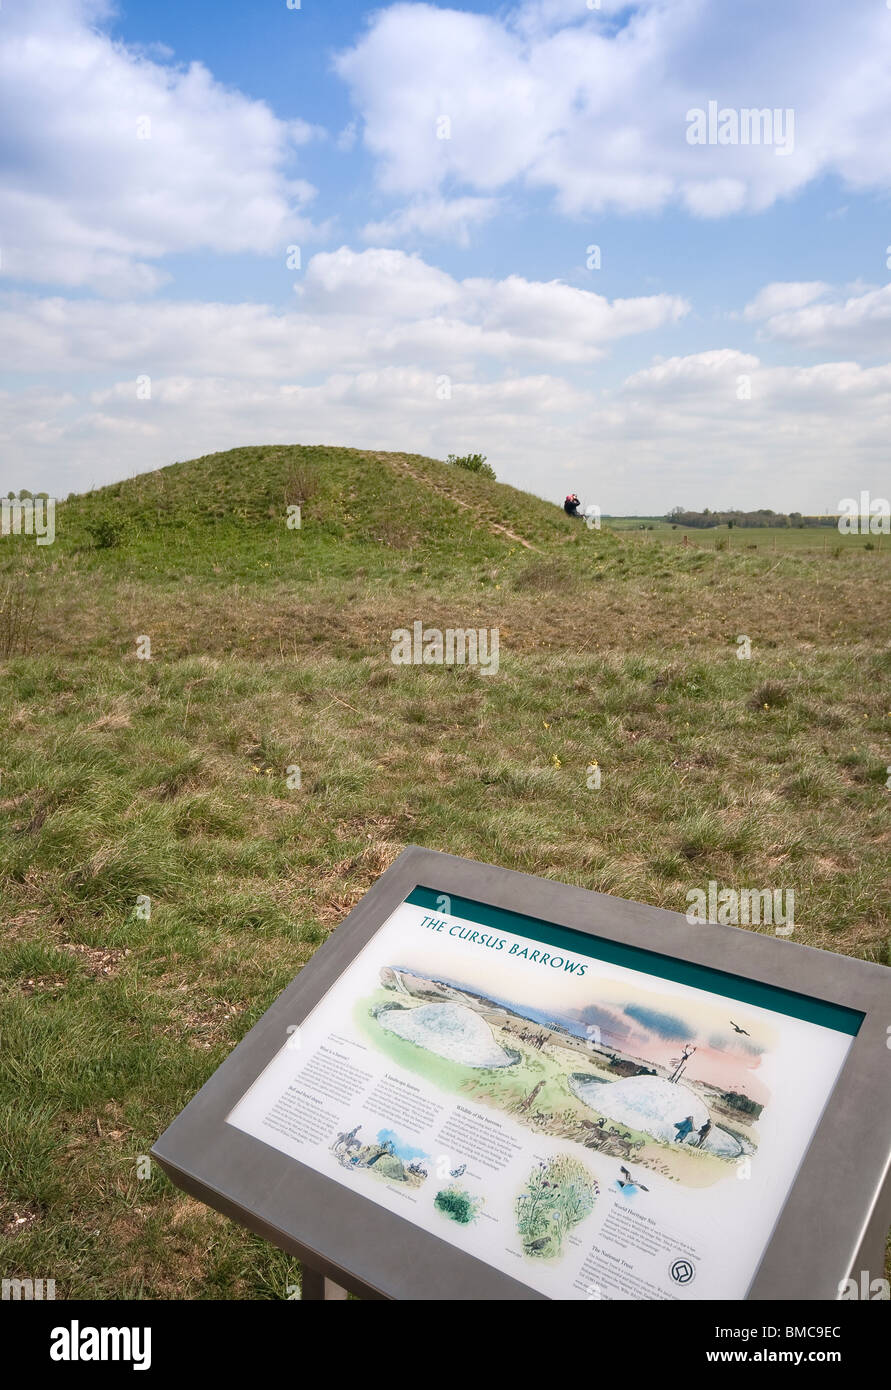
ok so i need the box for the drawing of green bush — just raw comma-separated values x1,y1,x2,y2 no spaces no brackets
434,1185,482,1225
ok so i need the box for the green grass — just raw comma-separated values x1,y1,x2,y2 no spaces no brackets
607,516,887,552
1,444,889,1297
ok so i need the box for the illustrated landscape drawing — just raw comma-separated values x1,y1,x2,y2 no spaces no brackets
362,961,771,1188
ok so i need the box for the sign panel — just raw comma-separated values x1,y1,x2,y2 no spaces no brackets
227,885,860,1300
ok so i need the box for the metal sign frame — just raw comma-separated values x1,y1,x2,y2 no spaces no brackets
152,846,891,1300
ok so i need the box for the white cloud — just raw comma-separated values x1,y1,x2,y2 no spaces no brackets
362,196,499,247
462,274,688,349
742,282,830,321
680,179,748,219
298,247,688,358
746,282,891,354
1,249,687,382
624,349,762,394
0,0,321,294
603,352,891,509
299,247,461,318
335,0,891,220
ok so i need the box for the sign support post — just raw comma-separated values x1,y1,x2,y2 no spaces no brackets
300,1266,349,1301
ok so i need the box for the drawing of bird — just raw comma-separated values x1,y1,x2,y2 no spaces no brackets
617,1165,649,1192
729,1020,750,1035
449,1163,466,1178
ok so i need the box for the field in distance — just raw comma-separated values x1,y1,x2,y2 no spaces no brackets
606,517,886,551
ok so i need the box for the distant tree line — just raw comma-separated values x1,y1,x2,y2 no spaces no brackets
721,1090,763,1118
665,506,836,530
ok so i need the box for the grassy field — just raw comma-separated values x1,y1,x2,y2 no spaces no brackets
607,516,888,552
1,444,889,1297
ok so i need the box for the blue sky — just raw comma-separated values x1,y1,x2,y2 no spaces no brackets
2,0,890,510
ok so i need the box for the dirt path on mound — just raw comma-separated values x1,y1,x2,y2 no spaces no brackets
381,454,543,552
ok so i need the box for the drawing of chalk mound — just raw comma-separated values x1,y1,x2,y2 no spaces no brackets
378,1001,519,1068
570,1074,742,1157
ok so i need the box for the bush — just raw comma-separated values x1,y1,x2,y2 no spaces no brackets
85,514,126,549
446,453,496,480
434,1187,476,1224
284,464,319,506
